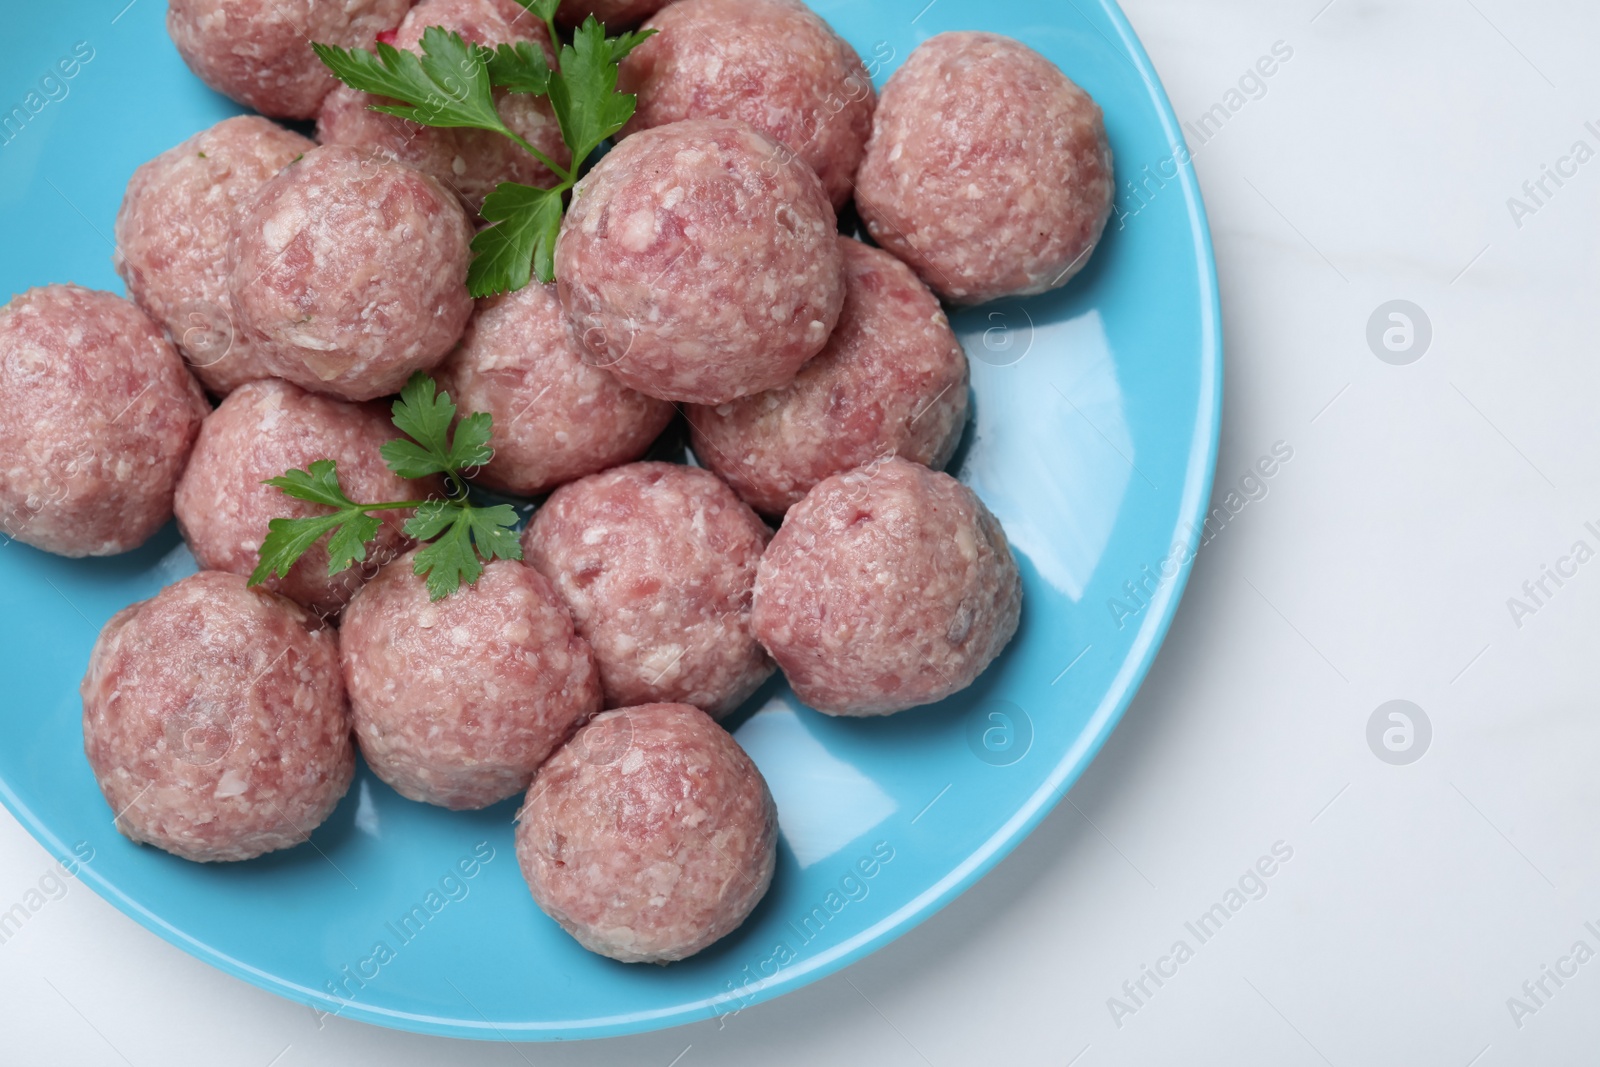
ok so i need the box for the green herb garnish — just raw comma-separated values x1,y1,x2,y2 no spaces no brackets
312,1,654,297
248,374,522,600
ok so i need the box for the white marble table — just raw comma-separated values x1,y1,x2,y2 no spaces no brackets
6,1,1598,1063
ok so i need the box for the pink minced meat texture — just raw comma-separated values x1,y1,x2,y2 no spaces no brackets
81,571,354,863
434,283,674,496
619,0,876,209
855,32,1115,306
752,457,1021,716
316,0,569,213
516,702,777,963
0,285,208,558
228,145,474,402
174,378,438,620
522,462,774,718
555,118,845,405
556,0,667,29
687,237,970,516
340,555,602,810
115,115,314,396
167,0,410,120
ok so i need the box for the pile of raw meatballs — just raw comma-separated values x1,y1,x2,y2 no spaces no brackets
0,0,1113,963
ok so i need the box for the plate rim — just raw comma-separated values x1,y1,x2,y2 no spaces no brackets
0,0,1223,1042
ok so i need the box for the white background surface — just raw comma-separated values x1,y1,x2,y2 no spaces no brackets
6,0,1600,1063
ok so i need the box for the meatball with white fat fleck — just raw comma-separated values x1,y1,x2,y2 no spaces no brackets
516,703,777,963
522,462,774,717
753,457,1021,716
341,554,603,810
167,0,410,120
856,32,1115,305
82,571,354,863
619,0,876,209
317,0,570,212
115,115,314,395
228,145,475,402
688,237,969,516
434,283,675,497
174,379,438,619
0,285,208,558
555,119,845,405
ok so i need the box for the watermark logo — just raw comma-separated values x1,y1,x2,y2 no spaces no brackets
570,709,632,766
1107,841,1294,1028
972,304,1034,367
1505,522,1600,629
1366,300,1431,365
1366,700,1431,766
1,41,95,149
165,699,234,766
965,699,1032,766
1506,122,1600,230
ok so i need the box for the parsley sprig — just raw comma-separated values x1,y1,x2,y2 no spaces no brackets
313,0,654,297
248,374,522,601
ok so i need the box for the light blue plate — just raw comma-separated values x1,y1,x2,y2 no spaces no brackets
0,0,1220,1041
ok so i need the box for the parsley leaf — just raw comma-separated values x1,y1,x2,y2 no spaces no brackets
407,502,522,600
469,182,565,294
548,17,646,164
263,458,360,510
326,511,385,574
486,40,552,96
249,460,385,584
464,504,524,563
315,12,652,296
380,373,497,480
312,28,509,135
510,0,562,50
250,376,522,600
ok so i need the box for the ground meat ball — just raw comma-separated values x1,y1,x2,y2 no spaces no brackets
557,0,666,29
516,703,777,963
115,115,314,396
555,118,844,405
687,238,969,516
435,284,674,496
753,457,1021,716
618,0,874,209
81,571,353,863
341,555,601,810
228,145,474,402
855,32,1115,306
317,0,569,212
174,379,438,619
167,0,410,120
523,463,773,717
0,286,208,558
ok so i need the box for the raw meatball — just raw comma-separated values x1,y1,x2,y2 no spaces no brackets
555,118,844,405
516,703,777,963
435,283,675,496
855,32,1115,306
115,115,314,395
167,0,410,120
620,0,875,208
228,145,474,402
523,463,773,717
557,0,666,29
688,238,969,516
175,379,438,620
81,571,353,863
0,286,208,558
341,555,602,810
753,457,1021,716
317,0,569,212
